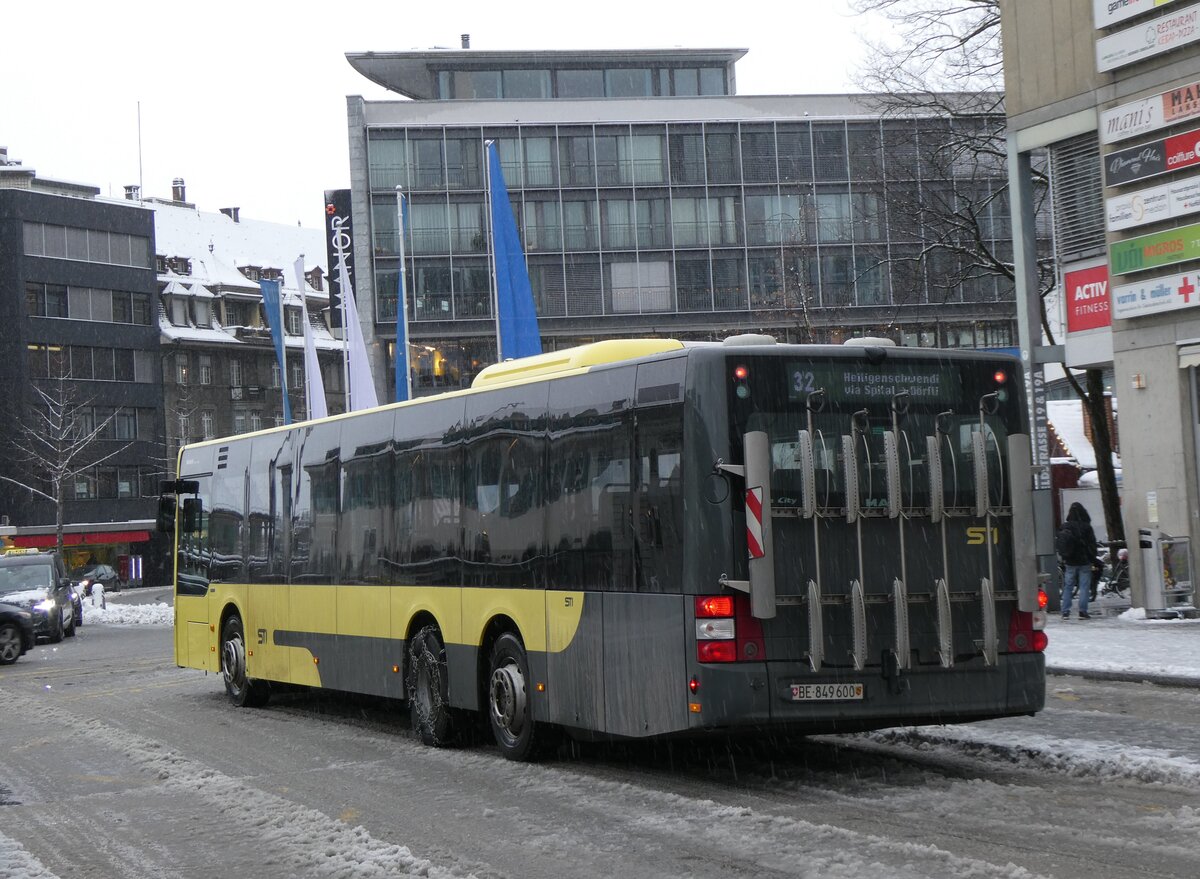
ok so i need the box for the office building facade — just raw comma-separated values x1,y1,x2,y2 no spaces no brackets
344,48,1023,397
0,150,166,580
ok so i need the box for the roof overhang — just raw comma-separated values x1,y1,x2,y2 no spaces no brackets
346,48,747,99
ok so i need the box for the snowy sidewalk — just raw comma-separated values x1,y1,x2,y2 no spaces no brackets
1044,608,1200,686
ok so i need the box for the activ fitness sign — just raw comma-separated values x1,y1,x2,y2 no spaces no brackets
1106,124,1200,187
1112,269,1200,318
1109,220,1200,274
1064,263,1112,332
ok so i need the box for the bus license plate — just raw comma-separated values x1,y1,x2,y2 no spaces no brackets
790,682,864,702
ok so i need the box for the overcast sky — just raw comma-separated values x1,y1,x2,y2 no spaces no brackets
2,1,882,230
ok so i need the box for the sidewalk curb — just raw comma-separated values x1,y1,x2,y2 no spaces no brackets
1047,666,1200,689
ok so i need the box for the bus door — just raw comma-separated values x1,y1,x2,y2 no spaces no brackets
246,430,293,683
172,445,215,671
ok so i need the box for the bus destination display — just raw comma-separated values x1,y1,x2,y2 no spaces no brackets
788,362,960,404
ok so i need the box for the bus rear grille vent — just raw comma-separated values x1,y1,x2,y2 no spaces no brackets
216,446,229,470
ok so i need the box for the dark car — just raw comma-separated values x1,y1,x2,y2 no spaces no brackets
0,601,36,664
72,563,121,596
0,552,77,642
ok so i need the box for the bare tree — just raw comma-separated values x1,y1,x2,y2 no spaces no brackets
0,372,130,556
852,0,1124,543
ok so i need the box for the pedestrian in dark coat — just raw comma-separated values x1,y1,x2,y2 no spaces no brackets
1057,502,1099,619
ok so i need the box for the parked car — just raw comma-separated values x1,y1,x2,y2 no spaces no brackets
0,551,77,642
72,563,122,596
0,601,36,664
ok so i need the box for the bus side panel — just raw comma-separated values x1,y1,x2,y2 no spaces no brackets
286,584,337,686
603,593,688,737
248,583,289,682
544,590,604,731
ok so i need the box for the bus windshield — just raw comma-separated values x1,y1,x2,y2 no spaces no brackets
731,355,1022,515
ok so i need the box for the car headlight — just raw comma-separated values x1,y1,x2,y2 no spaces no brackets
34,599,55,612
79,578,92,587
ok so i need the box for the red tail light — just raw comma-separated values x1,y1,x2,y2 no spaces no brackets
694,594,765,663
1007,609,1047,653
1037,589,1048,610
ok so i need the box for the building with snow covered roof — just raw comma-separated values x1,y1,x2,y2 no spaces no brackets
146,183,346,464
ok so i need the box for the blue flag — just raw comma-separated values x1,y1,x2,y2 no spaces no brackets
394,191,411,402
258,279,292,425
487,141,542,361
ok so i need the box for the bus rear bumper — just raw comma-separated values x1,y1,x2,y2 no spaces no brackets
687,653,1046,735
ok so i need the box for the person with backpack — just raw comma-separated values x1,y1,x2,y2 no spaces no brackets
1056,502,1099,620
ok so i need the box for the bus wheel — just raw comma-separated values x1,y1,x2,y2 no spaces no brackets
221,615,270,708
408,625,452,746
488,633,556,761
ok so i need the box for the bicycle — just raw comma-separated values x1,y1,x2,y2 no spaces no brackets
1096,542,1131,600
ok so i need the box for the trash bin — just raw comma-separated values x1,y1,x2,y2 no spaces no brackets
1138,529,1197,619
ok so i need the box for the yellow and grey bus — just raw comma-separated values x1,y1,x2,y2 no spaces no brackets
162,336,1047,760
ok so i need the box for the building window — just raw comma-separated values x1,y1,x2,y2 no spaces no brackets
557,69,604,98
605,68,652,98
178,413,190,443
113,408,137,440
114,349,135,382
176,353,189,385
198,354,212,385
229,358,242,388
271,362,281,389
201,411,214,440
250,411,262,433
291,363,304,390
233,412,247,434
286,306,302,335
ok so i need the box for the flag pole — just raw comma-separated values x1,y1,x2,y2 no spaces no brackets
484,139,502,361
395,185,412,401
340,260,352,411
278,274,290,421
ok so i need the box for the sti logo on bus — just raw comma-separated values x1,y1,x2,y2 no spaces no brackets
966,527,1001,545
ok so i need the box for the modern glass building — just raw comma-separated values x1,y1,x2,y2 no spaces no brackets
345,47,1023,396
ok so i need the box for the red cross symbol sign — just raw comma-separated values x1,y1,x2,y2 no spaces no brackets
1180,276,1196,303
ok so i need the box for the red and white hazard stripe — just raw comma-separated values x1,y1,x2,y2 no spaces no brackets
745,486,765,559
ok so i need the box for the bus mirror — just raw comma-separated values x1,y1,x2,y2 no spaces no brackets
883,430,901,519
156,496,176,533
797,430,815,519
926,436,944,523
842,435,860,523
972,431,988,518
182,497,203,534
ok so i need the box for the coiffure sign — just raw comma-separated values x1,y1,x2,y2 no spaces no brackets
1094,0,1183,29
1105,124,1200,187
1064,263,1112,332
1101,80,1200,144
1096,4,1200,72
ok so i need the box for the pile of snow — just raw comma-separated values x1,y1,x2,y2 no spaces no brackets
1044,611,1200,680
81,601,173,626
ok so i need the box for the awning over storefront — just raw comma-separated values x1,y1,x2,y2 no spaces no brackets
1178,341,1200,369
12,530,152,549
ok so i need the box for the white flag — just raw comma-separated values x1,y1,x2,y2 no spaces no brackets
294,257,328,421
338,259,379,411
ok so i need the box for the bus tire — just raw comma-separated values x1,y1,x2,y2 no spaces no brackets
221,615,270,708
408,625,453,746
487,632,557,762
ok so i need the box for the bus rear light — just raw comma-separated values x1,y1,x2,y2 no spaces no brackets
1037,588,1048,610
697,641,738,663
696,595,734,618
697,618,735,640
694,594,766,663
688,676,699,694
1007,610,1046,653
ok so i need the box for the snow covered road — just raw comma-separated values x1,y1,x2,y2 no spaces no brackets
2,626,1198,879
